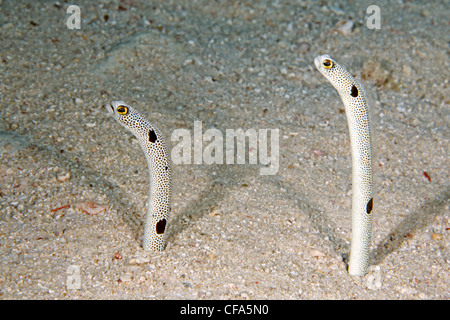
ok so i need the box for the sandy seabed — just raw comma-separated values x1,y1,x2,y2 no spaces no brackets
0,0,448,299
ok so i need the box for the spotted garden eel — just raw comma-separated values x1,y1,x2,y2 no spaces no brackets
314,55,373,276
107,101,172,251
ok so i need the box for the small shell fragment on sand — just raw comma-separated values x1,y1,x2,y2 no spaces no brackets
329,5,345,15
118,273,133,283
310,249,326,258
56,171,71,182
335,20,354,36
75,201,108,215
50,204,70,212
311,149,326,157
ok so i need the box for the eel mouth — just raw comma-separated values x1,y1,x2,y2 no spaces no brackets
314,54,331,71
314,56,321,70
105,103,115,115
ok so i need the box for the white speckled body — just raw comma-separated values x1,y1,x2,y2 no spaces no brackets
107,101,172,251
314,55,373,276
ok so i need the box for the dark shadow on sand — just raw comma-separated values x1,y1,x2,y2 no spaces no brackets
371,187,449,265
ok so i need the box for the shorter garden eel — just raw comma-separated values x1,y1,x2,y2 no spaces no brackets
314,55,374,276
107,101,172,251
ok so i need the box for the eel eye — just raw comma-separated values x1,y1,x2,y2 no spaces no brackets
323,59,333,69
117,106,128,115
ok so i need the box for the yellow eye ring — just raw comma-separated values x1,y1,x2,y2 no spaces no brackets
117,106,128,115
323,59,333,69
